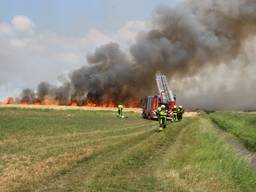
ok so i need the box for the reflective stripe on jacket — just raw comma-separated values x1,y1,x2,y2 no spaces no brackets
159,110,167,116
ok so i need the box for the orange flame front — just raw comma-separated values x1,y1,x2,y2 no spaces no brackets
43,98,60,106
1,97,14,104
33,100,41,105
83,101,116,108
83,101,138,108
20,101,28,105
70,101,78,106
7,97,14,104
3,96,139,108
126,101,139,108
83,101,97,107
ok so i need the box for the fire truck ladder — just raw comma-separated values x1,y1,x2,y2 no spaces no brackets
156,72,175,103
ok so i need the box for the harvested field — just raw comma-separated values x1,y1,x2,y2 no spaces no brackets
0,108,255,192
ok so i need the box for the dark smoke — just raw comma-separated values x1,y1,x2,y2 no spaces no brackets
20,88,35,104
20,0,256,110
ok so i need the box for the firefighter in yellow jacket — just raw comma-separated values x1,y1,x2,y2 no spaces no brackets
157,106,162,124
117,104,124,118
159,105,168,130
177,106,185,121
172,105,178,121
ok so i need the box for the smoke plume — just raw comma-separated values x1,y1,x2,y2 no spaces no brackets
20,0,256,110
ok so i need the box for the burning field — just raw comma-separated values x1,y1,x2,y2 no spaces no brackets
0,96,139,109
2,0,255,111
1,1,256,191
0,103,142,113
0,95,141,112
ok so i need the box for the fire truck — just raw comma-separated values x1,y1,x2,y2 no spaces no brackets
141,72,176,120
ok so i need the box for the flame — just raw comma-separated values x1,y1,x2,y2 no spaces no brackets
83,101,138,108
83,101,97,107
107,101,115,108
99,101,115,108
43,98,59,106
4,96,139,108
0,97,14,104
127,101,139,108
20,101,28,105
83,101,116,108
70,101,78,106
6,97,14,104
34,101,41,105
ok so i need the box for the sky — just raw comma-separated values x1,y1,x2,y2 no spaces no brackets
0,0,177,100
0,0,176,35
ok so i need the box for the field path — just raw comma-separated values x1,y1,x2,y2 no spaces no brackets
211,120,256,169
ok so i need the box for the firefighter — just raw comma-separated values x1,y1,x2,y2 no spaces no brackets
172,105,178,121
156,106,161,123
177,106,185,121
159,105,168,130
117,104,124,118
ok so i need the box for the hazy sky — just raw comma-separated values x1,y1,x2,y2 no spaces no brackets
0,0,176,35
0,0,177,99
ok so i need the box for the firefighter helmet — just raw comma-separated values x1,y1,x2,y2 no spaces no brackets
161,105,166,109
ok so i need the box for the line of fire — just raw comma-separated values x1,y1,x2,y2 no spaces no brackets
0,72,179,112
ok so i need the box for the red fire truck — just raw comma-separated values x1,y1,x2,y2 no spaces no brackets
141,73,176,120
